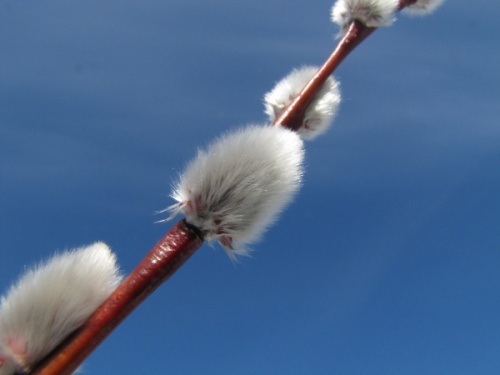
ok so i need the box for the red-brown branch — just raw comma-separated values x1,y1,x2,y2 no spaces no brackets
273,0,418,131
29,3,421,374
30,220,203,375
398,0,419,11
273,20,376,131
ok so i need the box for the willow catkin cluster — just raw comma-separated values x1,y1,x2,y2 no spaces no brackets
167,125,304,258
264,66,341,140
0,243,121,375
331,0,399,35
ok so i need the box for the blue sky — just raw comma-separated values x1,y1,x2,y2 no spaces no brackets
1,0,499,374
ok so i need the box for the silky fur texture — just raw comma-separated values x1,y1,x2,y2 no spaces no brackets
331,0,399,35
402,0,445,15
167,125,304,258
0,242,121,374
264,66,341,140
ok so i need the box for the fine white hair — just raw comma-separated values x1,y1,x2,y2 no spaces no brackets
401,0,445,16
331,0,399,35
0,242,121,374
264,66,341,140
166,124,304,259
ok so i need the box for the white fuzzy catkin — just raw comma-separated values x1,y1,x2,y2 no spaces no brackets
0,242,121,374
331,0,399,35
264,66,341,140
401,0,445,15
166,125,304,258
